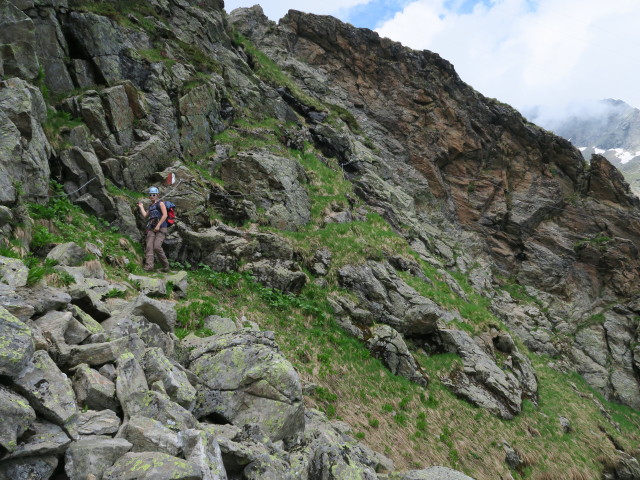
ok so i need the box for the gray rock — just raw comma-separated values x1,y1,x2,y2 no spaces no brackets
439,329,525,419
70,304,105,336
46,242,88,266
128,294,177,332
63,335,144,368
190,331,304,441
72,363,119,412
288,409,383,480
0,79,50,205
64,317,91,345
218,151,310,230
309,248,332,276
3,419,71,460
503,442,522,469
203,315,238,335
32,309,72,361
102,314,175,357
0,284,35,321
559,416,571,433
22,285,71,315
180,429,227,480
103,452,202,480
0,384,36,452
367,324,428,386
68,283,111,321
0,305,34,378
77,409,121,436
115,352,149,417
128,273,168,297
338,261,444,335
124,390,199,432
0,1,39,79
0,455,58,480
64,436,133,480
142,347,196,410
241,259,307,294
122,415,181,456
13,350,78,428
390,466,476,480
0,255,28,286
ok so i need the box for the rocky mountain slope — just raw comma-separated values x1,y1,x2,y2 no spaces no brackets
1,1,640,479
534,99,640,196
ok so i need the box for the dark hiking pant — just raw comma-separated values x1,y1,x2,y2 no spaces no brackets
144,228,169,269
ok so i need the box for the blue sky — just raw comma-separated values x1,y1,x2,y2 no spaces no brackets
224,0,640,120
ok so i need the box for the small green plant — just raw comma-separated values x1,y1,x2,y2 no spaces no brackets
574,233,612,252
104,288,127,299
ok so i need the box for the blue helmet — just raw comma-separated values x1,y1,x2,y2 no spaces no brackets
148,187,159,194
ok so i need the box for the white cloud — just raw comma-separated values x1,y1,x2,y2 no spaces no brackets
223,0,373,22
223,0,640,120
375,0,640,118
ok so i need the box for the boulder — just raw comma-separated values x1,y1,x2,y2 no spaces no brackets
122,415,181,456
390,467,476,479
13,350,78,428
2,419,71,460
46,242,88,266
0,284,35,321
115,352,149,416
128,294,177,332
103,452,202,480
367,324,429,387
77,409,121,436
72,363,119,412
128,273,168,297
338,261,444,335
0,455,58,480
142,348,196,410
64,436,133,480
241,259,307,294
189,330,304,441
123,390,199,432
218,151,310,230
0,304,34,378
102,314,175,357
439,329,525,419
179,429,227,480
0,0,39,79
0,255,28,286
0,384,36,452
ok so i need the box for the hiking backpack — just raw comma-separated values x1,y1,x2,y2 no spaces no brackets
164,201,176,227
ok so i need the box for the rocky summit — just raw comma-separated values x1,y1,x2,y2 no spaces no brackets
1,1,640,479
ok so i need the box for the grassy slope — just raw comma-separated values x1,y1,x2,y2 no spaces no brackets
8,11,640,479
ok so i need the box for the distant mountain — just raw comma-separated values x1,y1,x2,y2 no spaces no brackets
531,99,640,195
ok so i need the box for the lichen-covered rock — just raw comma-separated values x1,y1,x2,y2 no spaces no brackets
0,284,35,321
72,363,119,412
0,304,34,378
179,429,228,480
142,347,196,410
122,415,181,456
0,255,28,286
0,384,36,452
190,330,304,441
77,409,121,436
2,419,71,460
0,455,58,480
123,390,199,432
128,273,168,297
102,314,175,357
367,324,429,386
13,350,78,428
115,352,149,416
103,451,202,480
65,436,133,480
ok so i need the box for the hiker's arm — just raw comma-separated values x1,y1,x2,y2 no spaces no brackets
154,202,168,232
137,201,148,218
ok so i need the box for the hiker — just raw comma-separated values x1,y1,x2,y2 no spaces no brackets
137,186,170,272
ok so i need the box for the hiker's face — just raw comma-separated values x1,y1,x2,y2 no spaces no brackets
149,194,158,201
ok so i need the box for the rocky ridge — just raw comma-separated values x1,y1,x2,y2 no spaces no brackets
1,0,640,478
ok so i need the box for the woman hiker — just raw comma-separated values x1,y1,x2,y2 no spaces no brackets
137,186,170,272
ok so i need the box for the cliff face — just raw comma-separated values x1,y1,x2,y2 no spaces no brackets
2,1,640,479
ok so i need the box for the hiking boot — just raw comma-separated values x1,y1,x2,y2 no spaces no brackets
143,266,154,272
160,266,170,273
